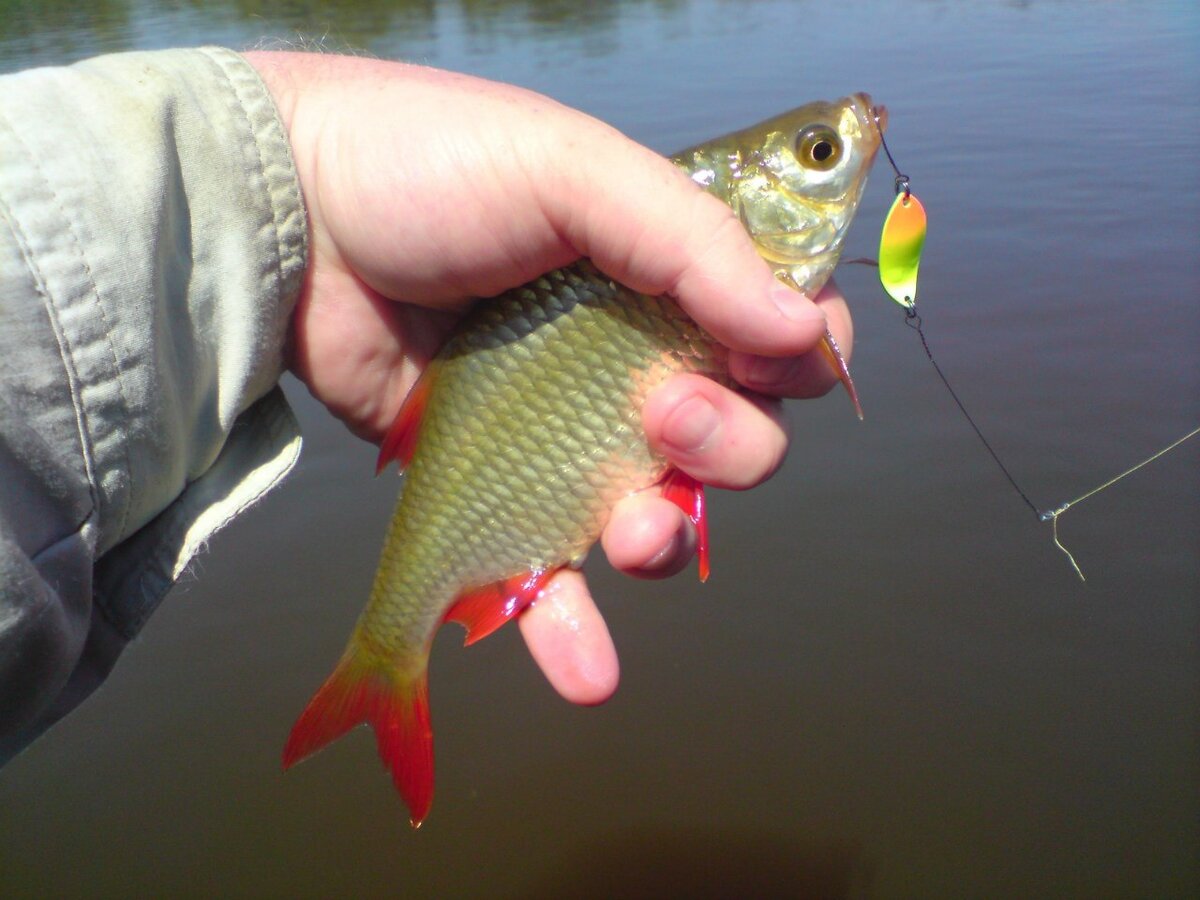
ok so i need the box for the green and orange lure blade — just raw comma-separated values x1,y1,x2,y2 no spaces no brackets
874,112,928,309
879,187,927,309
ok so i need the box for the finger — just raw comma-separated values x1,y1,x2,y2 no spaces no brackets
518,569,619,706
642,373,788,490
601,492,696,579
534,125,829,359
727,279,853,398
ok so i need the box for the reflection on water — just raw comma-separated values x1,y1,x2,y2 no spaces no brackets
1,1,1197,897
1,0,693,69
1,0,133,62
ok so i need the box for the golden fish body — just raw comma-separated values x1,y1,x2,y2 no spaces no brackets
365,264,725,665
284,94,884,826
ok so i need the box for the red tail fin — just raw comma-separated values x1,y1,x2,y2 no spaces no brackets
282,650,434,827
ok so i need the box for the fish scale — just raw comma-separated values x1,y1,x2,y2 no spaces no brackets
369,264,724,654
282,94,883,827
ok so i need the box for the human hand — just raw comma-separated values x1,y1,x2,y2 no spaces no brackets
244,52,854,704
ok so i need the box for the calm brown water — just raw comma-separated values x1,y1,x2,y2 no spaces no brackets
2,1,1198,897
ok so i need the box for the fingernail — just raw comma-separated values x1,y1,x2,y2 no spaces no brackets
643,531,683,572
745,355,803,389
662,394,721,454
770,284,827,323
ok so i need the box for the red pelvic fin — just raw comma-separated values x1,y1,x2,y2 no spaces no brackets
444,568,556,646
282,650,434,828
376,362,440,475
661,468,710,582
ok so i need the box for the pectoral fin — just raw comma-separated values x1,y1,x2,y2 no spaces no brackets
818,328,863,421
376,361,441,474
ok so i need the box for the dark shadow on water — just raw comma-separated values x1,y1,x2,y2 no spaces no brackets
521,826,872,900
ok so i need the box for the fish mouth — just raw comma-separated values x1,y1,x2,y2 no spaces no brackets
850,91,886,143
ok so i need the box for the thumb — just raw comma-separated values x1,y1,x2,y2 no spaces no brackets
530,123,828,357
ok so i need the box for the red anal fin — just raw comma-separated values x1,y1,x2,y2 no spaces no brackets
376,362,440,475
444,568,556,646
661,468,710,582
282,650,434,828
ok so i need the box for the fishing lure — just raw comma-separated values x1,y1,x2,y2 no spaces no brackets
869,119,1197,580
877,163,926,309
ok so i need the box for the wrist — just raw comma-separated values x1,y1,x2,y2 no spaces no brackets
241,51,304,132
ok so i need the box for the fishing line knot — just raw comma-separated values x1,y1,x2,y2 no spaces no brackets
1038,503,1070,523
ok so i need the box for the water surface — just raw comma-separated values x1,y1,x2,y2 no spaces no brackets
2,1,1197,896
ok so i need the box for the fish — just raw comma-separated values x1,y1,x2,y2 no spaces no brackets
282,94,885,826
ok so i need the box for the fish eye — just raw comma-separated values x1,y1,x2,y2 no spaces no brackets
794,125,843,171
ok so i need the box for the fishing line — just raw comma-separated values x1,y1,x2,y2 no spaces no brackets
1038,425,1200,580
901,308,1040,518
867,118,1198,580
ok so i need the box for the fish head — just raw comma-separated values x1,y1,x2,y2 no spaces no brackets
674,93,884,294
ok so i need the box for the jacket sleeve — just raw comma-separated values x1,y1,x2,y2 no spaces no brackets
0,47,308,762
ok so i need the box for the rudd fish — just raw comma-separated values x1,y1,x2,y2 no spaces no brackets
283,94,885,825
